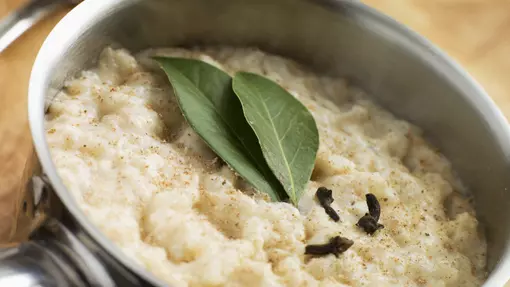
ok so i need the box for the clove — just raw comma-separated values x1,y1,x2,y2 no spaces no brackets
356,214,384,235
366,193,381,221
316,187,340,222
305,236,354,258
356,193,384,235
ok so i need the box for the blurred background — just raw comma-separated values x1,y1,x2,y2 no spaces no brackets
0,0,509,284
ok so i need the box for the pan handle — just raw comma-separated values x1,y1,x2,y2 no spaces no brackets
0,163,116,287
0,0,77,54
0,219,114,287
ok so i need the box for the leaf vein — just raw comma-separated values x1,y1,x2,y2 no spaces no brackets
288,140,303,166
255,85,297,198
279,113,298,142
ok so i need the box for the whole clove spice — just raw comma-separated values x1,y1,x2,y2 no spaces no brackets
356,193,384,235
366,193,381,221
356,214,384,235
305,236,354,258
316,187,340,222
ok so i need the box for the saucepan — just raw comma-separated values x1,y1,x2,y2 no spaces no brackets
0,0,509,286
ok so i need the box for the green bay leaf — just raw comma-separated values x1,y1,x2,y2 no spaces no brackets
232,72,319,205
154,57,287,202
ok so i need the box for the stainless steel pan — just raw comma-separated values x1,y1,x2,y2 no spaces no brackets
1,0,509,286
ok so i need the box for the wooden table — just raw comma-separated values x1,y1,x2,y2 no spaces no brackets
1,0,509,285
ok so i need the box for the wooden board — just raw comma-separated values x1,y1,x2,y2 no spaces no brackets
1,1,509,284
0,0,71,242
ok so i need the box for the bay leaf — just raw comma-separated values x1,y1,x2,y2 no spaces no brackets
154,57,287,201
232,72,319,205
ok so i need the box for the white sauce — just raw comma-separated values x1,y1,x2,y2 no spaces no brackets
45,47,487,287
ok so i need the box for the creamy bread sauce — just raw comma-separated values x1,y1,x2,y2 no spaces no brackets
45,47,487,286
